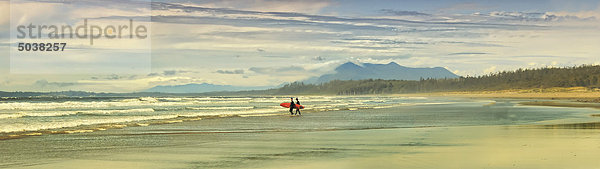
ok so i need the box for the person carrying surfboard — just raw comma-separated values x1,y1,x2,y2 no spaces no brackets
289,98,296,115
295,98,301,115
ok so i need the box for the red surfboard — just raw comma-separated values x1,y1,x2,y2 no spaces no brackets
280,103,304,109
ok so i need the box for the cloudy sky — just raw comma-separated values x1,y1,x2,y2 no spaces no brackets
1,0,600,92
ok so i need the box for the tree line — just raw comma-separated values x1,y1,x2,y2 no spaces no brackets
270,65,600,95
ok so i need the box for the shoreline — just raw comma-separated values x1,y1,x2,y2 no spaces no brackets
3,92,600,141
3,96,600,169
390,89,600,104
397,91,600,100
404,91,600,116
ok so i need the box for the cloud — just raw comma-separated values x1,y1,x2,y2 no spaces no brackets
186,0,333,14
449,52,489,55
163,70,179,76
106,74,124,80
379,9,431,16
90,74,138,80
146,70,195,77
163,70,194,76
474,11,596,22
216,69,245,74
438,2,488,12
33,80,77,88
335,38,429,45
483,66,497,74
439,41,506,47
1,80,10,86
249,66,306,75
150,2,541,32
0,1,8,26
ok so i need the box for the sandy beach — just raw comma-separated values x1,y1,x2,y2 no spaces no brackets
7,126,600,169
399,87,600,100
2,96,600,169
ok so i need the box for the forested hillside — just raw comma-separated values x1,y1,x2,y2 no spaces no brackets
272,65,600,95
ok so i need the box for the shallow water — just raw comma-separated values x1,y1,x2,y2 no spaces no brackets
0,96,437,134
1,97,600,168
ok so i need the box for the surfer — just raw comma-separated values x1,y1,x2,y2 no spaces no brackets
289,98,296,115
295,98,301,115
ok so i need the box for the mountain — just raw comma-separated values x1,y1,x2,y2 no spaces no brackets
313,62,459,83
144,62,459,93
143,83,271,93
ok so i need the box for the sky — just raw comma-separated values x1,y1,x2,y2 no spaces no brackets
1,0,600,92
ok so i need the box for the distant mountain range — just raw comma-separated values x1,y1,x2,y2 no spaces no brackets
3,64,597,96
143,62,459,93
310,62,459,83
143,83,271,93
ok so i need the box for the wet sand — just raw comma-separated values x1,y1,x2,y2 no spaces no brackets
267,126,600,169
6,125,600,169
2,98,600,169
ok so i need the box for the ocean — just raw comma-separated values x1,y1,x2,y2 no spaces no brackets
0,96,441,135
